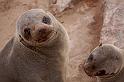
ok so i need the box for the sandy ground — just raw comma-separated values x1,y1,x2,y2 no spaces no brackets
0,0,102,82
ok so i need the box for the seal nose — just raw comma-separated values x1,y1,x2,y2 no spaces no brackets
38,28,48,35
83,54,96,76
83,62,96,76
84,62,107,76
33,24,53,42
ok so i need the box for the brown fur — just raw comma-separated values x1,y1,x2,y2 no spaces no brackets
0,9,69,82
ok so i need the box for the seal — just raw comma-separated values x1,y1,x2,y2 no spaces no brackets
0,9,69,82
83,44,124,82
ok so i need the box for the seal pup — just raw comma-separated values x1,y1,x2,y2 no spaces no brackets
0,9,69,82
83,44,124,82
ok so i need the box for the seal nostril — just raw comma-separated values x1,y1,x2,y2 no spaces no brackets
24,28,31,35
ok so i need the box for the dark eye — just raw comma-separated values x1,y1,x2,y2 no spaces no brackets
42,16,51,24
24,28,31,40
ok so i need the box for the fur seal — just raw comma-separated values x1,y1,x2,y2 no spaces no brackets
0,9,69,82
83,44,124,82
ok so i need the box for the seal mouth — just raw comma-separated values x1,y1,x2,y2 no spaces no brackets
33,30,55,43
83,62,118,78
94,70,116,78
84,65,121,79
84,69,116,78
38,30,57,44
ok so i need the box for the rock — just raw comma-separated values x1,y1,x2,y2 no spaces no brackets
49,0,72,14
100,0,124,49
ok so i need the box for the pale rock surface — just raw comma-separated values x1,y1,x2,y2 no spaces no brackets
49,0,72,14
100,0,124,49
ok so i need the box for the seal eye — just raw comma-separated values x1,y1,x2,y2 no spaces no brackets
42,16,51,24
24,28,31,40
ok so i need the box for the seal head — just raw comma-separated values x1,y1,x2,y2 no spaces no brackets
83,44,123,78
16,9,59,46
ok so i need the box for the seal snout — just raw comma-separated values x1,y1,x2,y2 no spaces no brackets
83,53,107,77
83,53,109,77
34,23,54,42
34,26,53,42
23,23,54,43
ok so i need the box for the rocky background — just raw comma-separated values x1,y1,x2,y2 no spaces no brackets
0,0,123,82
100,0,124,49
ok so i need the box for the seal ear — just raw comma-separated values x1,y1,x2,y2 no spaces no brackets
99,43,102,47
46,11,57,22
